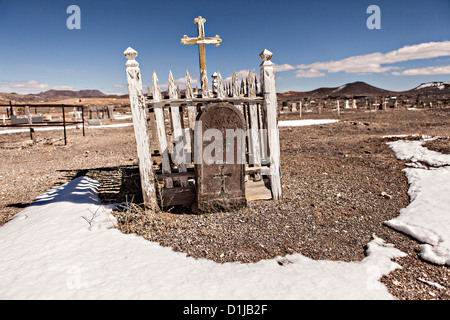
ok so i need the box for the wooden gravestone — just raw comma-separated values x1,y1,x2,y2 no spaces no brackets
194,103,247,213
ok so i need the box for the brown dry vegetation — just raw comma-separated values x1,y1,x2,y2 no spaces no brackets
0,106,449,299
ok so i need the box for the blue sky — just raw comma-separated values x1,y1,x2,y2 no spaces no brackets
0,0,449,94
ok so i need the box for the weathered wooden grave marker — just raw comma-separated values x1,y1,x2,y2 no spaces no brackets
194,103,247,213
123,16,282,211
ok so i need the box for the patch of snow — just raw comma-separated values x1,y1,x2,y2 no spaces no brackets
0,176,406,299
415,81,449,90
387,139,450,167
278,119,338,127
113,114,132,120
0,122,133,135
385,139,450,266
333,84,347,92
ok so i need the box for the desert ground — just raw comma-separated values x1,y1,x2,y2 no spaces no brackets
0,104,449,300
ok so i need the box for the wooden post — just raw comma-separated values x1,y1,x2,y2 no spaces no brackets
62,105,67,145
81,106,85,136
299,101,302,119
259,49,282,200
123,47,158,210
9,101,14,116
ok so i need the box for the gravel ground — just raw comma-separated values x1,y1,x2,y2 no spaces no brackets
1,107,449,299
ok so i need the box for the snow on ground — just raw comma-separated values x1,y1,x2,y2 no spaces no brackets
386,139,450,266
0,176,405,300
0,122,133,135
0,119,335,135
278,119,339,127
1,134,448,299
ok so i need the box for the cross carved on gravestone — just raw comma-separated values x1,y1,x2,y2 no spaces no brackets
213,164,232,197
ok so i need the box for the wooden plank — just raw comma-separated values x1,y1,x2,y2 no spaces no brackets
260,49,282,200
169,71,189,187
147,96,263,105
216,71,225,99
155,165,268,180
247,70,261,181
248,102,261,178
161,185,196,207
245,179,272,201
185,70,197,164
123,47,158,210
258,103,268,165
153,71,173,189
161,179,271,207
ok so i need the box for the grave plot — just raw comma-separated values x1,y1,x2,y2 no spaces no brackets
123,16,282,212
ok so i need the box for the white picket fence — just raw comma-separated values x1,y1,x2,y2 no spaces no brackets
123,47,281,209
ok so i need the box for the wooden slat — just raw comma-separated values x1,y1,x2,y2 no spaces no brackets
185,70,197,164
147,96,263,105
216,71,225,99
169,71,189,187
153,71,173,188
161,178,272,207
245,179,272,201
155,165,269,180
161,185,196,207
258,103,268,165
247,70,261,181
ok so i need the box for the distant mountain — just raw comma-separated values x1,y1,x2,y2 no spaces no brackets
0,89,112,104
1,81,449,105
330,81,395,97
279,81,396,99
410,81,450,95
37,89,106,98
279,81,450,99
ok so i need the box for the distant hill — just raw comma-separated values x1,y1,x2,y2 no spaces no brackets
279,81,450,99
1,81,449,105
0,89,111,104
410,81,450,95
36,89,106,99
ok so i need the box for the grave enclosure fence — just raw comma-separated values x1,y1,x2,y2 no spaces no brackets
124,47,282,210
0,103,86,145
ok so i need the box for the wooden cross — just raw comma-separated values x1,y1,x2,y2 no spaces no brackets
213,164,232,197
180,16,222,89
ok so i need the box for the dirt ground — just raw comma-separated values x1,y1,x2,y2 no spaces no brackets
0,107,449,300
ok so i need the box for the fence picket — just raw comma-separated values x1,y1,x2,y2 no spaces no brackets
153,71,173,189
169,71,189,187
185,70,197,162
231,71,244,114
247,71,261,180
